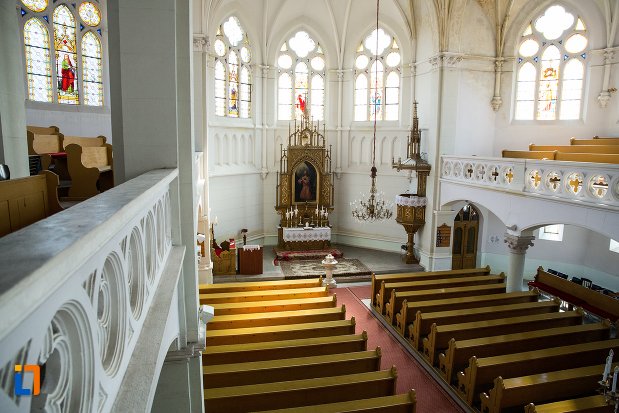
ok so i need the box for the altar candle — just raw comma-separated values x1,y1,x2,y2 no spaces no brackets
604,350,614,381
613,366,619,393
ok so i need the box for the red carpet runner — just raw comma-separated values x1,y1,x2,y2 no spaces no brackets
331,285,465,413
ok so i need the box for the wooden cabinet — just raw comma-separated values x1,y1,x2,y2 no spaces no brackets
239,247,263,275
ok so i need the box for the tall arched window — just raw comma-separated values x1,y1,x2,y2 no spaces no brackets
277,31,325,121
514,5,587,120
213,16,252,118
19,0,104,106
354,28,400,121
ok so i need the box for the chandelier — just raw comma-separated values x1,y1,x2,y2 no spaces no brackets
350,0,393,223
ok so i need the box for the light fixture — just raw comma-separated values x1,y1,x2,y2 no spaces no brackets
350,0,393,223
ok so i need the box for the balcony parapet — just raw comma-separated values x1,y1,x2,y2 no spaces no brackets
440,155,619,210
0,169,179,413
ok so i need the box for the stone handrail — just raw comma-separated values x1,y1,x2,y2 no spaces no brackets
0,169,180,413
440,155,619,209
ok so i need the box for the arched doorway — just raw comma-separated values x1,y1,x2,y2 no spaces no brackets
452,204,480,269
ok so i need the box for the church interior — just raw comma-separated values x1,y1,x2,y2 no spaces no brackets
1,0,619,411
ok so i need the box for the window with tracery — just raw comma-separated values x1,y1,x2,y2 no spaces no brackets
20,0,103,106
354,28,400,121
277,31,325,121
514,5,587,120
213,16,252,118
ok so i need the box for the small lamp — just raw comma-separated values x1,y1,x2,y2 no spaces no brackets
240,228,248,246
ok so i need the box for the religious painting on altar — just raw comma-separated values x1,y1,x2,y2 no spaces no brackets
293,161,318,204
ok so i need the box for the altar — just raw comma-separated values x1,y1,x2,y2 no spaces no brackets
279,226,332,250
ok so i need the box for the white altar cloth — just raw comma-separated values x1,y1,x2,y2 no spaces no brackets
283,227,331,242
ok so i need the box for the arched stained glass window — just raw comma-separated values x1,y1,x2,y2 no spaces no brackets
514,5,587,120
213,16,252,118
20,1,104,106
24,17,52,102
354,28,400,121
277,31,325,121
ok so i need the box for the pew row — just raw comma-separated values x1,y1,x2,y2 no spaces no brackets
203,348,382,388
529,267,619,322
529,144,619,153
415,300,561,360
457,339,619,405
571,137,619,145
65,143,114,199
27,125,59,135
205,318,356,346
204,367,398,413
438,322,610,384
207,306,347,330
555,152,619,164
61,134,107,148
385,277,506,325
481,363,616,413
371,266,491,309
200,278,322,294
396,290,539,336
258,391,417,413
525,395,613,413
208,295,337,316
502,150,556,160
203,332,368,365
200,286,328,305
0,171,62,237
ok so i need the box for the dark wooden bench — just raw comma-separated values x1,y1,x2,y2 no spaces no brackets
199,286,329,305
395,291,539,336
380,273,504,318
200,278,323,294
457,339,619,405
416,300,560,362
209,295,337,316
204,367,398,413
208,306,346,330
206,318,356,346
203,332,368,365
258,391,417,413
203,348,382,388
372,266,491,311
525,394,613,412
439,322,610,384
480,363,616,413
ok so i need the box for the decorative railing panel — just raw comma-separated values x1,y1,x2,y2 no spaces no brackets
441,155,619,209
0,169,178,413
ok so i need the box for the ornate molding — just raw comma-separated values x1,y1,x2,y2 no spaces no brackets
260,168,269,180
193,34,208,53
490,96,503,111
429,53,464,69
598,91,612,108
504,234,535,254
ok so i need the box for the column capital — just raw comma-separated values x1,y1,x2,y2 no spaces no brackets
504,233,535,254
193,34,209,53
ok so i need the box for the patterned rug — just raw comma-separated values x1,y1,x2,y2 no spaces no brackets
274,248,343,264
279,258,372,281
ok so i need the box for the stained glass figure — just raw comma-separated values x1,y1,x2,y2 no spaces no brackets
22,0,47,12
54,5,79,104
537,46,560,120
78,2,101,27
24,18,52,102
81,31,102,106
355,28,400,121
228,51,239,117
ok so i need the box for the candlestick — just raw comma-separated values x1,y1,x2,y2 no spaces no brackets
613,366,618,393
604,350,614,381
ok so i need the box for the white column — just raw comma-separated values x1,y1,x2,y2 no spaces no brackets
504,233,535,292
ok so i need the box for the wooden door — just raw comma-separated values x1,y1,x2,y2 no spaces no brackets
452,204,479,270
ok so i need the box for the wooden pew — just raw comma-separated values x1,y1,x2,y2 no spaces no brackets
204,367,398,413
502,150,556,160
200,286,329,305
371,266,491,308
415,300,561,361
386,283,507,327
209,295,337,316
203,348,382,388
525,395,613,413
259,391,417,413
457,338,619,405
571,137,619,145
395,290,539,336
384,274,506,324
65,143,114,199
207,306,346,330
205,317,356,346
529,144,619,153
555,152,619,164
27,125,59,135
529,267,619,322
61,134,107,148
0,171,62,237
26,132,64,172
439,322,610,384
200,278,323,294
481,363,616,413
203,332,368,365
